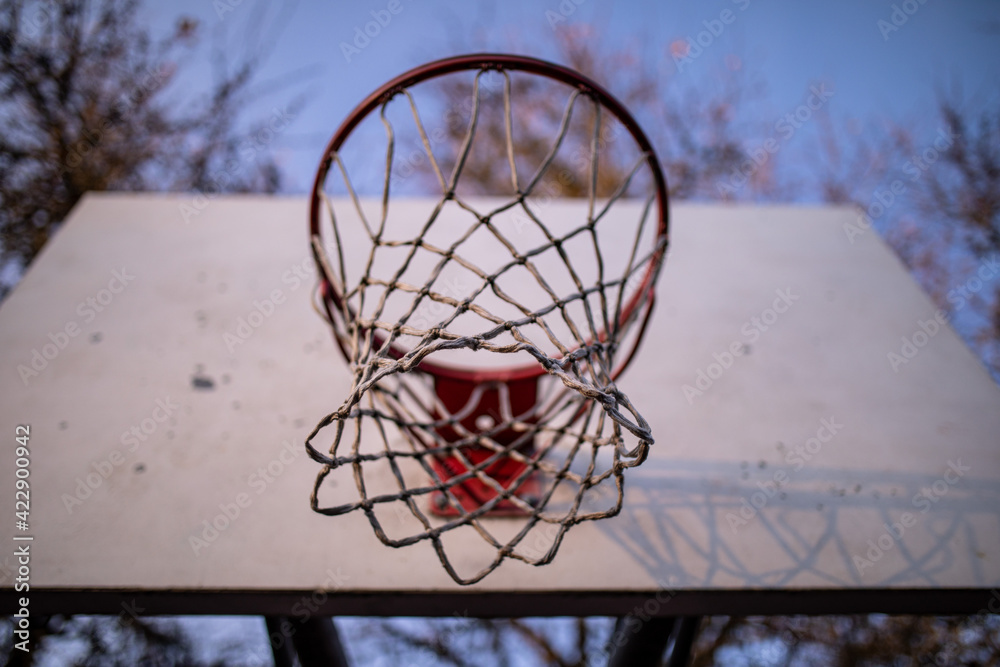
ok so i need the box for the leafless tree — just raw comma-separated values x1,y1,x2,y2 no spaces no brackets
0,0,299,299
418,26,782,205
813,95,1000,378
0,614,257,666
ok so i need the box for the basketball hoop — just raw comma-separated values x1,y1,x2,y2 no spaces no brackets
306,54,669,584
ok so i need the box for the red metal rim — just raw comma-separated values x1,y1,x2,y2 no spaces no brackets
309,53,670,384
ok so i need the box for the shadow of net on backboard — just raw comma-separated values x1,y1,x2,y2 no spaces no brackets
593,458,1000,590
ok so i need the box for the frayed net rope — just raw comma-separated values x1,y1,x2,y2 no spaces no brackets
307,68,665,585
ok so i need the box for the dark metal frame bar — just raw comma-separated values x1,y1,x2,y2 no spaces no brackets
4,587,994,617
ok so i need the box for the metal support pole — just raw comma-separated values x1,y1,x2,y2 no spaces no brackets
265,616,298,667
607,616,676,667
666,616,701,667
290,617,351,667
266,615,350,667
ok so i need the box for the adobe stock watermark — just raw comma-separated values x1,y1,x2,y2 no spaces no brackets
391,74,504,183
407,275,474,332
19,3,53,37
392,49,620,185
214,0,247,20
545,0,588,30
852,459,970,575
877,0,931,41
116,599,146,628
468,121,618,236
57,66,171,176
242,567,354,665
511,520,563,562
237,567,352,664
843,126,957,244
670,0,751,73
887,310,948,372
339,0,411,63
0,553,18,585
499,117,619,235
887,255,998,372
539,120,625,198
223,254,316,353
682,288,799,404
977,589,1000,616
178,107,295,224
726,417,844,533
503,181,564,236
61,396,180,514
589,578,680,666
717,84,834,197
947,255,1000,311
189,437,303,555
17,267,136,386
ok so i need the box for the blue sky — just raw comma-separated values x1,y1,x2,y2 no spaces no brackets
144,0,1000,193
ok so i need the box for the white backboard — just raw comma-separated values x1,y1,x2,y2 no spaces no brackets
1,193,998,615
